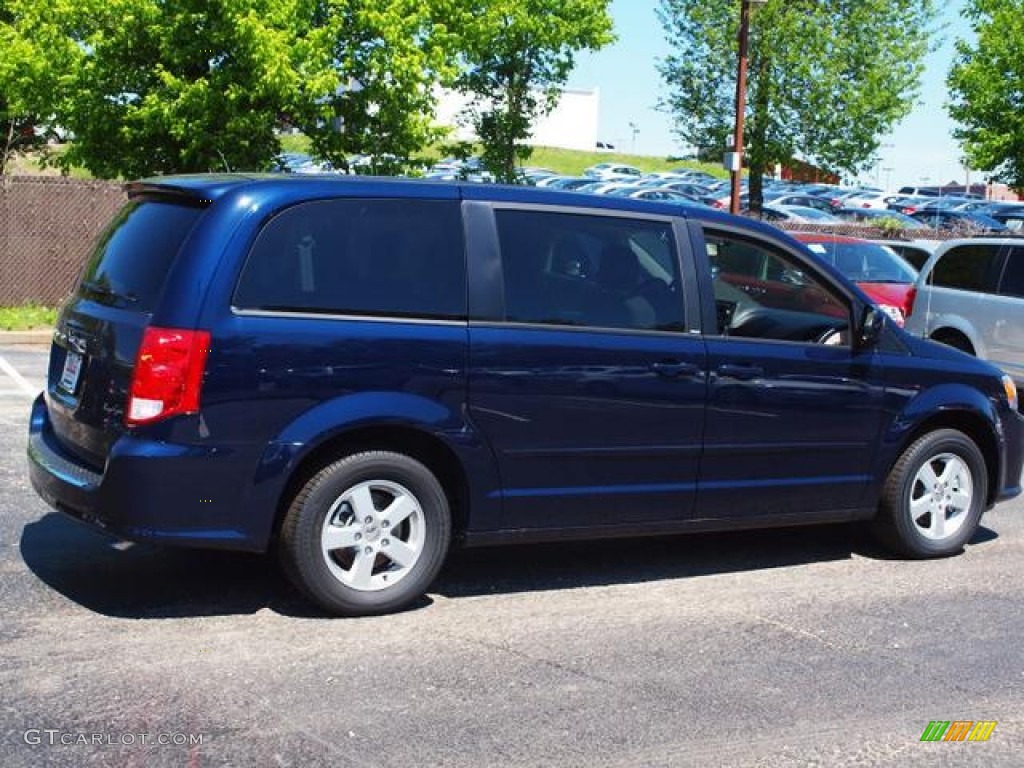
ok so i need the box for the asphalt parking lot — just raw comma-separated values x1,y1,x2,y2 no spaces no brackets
2,343,1023,767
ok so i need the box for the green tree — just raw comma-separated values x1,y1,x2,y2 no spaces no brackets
48,0,317,178
0,2,78,173
4,0,456,179
296,0,458,175
445,0,614,183
947,0,1024,189
657,0,937,207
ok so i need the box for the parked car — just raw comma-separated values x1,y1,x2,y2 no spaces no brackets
977,201,1024,218
905,238,1024,384
582,162,643,180
642,171,692,182
517,167,557,185
670,169,717,185
910,210,1008,233
794,183,838,196
535,176,594,191
636,179,712,196
607,187,708,207
833,208,928,229
793,233,919,326
753,204,842,223
992,211,1024,231
841,192,902,210
574,181,639,195
272,152,337,174
757,192,841,212
831,189,866,202
28,175,1023,616
887,196,933,216
917,197,977,212
741,192,835,214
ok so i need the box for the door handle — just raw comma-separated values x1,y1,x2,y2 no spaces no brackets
650,360,700,378
716,363,764,381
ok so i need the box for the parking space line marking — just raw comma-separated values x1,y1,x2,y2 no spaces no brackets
0,355,40,398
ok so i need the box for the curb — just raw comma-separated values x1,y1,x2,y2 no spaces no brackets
0,330,52,345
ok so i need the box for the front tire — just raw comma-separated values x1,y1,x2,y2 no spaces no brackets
873,429,987,558
280,451,451,616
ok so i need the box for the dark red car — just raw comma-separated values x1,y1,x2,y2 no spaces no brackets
793,233,919,327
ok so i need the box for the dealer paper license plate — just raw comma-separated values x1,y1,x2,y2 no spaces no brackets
58,350,83,394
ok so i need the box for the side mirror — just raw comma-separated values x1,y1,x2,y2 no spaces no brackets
857,305,884,349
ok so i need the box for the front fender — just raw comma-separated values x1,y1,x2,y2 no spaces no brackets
868,381,1001,506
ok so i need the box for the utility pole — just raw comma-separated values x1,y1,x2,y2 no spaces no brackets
729,0,756,215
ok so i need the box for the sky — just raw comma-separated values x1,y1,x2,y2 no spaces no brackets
566,0,974,191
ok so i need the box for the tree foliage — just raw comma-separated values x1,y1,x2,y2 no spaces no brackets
54,0,317,178
444,0,614,183
2,0,612,180
0,2,79,173
657,0,937,204
296,0,458,175
1,0,460,178
947,0,1024,189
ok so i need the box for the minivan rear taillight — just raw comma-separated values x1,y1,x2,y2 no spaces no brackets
905,286,918,320
126,327,210,425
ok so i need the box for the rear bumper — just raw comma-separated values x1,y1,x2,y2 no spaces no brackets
27,394,267,551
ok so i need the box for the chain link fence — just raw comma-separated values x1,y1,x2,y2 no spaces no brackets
1,175,126,306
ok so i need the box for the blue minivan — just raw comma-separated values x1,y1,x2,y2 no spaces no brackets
28,175,1023,616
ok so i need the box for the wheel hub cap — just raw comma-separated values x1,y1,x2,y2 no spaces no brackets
910,453,973,541
319,479,426,592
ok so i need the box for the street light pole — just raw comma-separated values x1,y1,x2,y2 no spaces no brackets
729,0,758,215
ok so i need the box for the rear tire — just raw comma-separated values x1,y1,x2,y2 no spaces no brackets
872,429,986,558
279,451,451,616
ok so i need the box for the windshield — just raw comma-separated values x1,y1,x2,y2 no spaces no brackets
804,241,918,283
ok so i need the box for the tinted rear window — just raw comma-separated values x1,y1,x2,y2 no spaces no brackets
932,244,1002,292
233,199,466,320
887,244,932,271
79,200,204,311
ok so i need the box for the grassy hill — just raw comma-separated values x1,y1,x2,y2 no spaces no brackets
9,135,728,181
524,146,726,179
279,134,727,180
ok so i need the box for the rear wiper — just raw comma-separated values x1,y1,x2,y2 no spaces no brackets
82,281,139,303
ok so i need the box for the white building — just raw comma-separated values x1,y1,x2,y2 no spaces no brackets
434,87,600,152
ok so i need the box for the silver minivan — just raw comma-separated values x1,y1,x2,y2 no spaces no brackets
905,238,1024,383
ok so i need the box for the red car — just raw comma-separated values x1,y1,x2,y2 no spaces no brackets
793,233,919,327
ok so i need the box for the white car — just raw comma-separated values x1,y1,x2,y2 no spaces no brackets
844,192,907,210
583,162,643,180
904,238,1024,384
762,204,842,223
